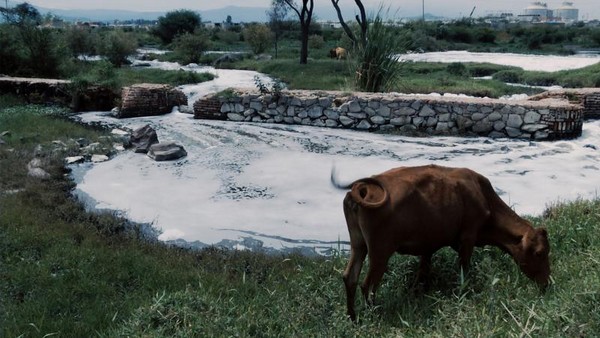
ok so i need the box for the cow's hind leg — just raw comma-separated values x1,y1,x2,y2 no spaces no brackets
342,195,367,321
343,244,367,321
360,249,393,309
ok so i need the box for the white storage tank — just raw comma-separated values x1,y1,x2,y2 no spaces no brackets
555,2,579,22
524,2,551,20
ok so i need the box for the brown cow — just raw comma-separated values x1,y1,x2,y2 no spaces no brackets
331,164,550,321
328,46,347,60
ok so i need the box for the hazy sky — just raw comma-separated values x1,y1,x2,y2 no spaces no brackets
23,0,600,19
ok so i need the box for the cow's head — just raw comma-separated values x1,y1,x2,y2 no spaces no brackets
519,227,550,288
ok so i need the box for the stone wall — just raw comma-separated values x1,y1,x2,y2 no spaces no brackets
0,76,71,106
0,76,117,111
194,89,585,140
116,84,187,118
529,88,600,119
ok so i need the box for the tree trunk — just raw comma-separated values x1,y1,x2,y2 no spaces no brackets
282,0,313,64
300,25,309,64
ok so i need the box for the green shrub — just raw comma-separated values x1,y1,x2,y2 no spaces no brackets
308,34,325,49
214,30,240,45
243,24,273,55
0,24,25,75
523,72,558,86
63,26,99,57
153,10,201,45
171,31,211,64
447,62,468,77
69,60,119,94
493,70,524,83
468,63,512,77
560,75,586,88
475,27,496,44
20,26,67,78
99,30,138,67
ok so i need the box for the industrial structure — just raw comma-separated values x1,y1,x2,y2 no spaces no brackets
521,2,579,22
554,2,579,21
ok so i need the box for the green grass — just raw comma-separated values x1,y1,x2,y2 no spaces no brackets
523,63,600,88
116,68,215,87
67,61,215,95
229,59,544,97
101,197,600,337
1,99,599,336
396,62,543,97
232,58,355,91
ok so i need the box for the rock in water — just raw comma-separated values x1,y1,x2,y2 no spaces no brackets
91,154,110,163
131,124,158,153
147,143,187,161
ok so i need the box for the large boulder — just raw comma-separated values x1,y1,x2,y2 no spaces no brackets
131,124,159,153
115,84,187,118
147,142,187,161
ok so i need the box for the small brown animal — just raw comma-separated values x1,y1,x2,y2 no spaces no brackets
328,46,347,60
331,164,550,321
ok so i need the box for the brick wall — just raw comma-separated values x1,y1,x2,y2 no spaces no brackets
193,97,226,120
530,88,600,119
117,84,187,118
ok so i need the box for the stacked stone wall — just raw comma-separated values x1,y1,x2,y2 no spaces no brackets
0,76,71,106
117,84,187,118
529,88,600,119
0,76,117,111
194,90,585,140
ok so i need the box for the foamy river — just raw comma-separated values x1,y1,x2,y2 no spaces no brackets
71,51,600,255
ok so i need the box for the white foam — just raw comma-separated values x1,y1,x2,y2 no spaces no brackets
74,110,600,249
71,51,600,251
400,51,600,72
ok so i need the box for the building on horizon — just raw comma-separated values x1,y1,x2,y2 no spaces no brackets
521,2,579,23
555,2,579,22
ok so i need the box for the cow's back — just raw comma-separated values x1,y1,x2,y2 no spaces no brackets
353,165,492,255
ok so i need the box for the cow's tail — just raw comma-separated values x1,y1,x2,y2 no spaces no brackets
331,167,388,209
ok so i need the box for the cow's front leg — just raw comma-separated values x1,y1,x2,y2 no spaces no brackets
457,237,475,277
415,254,432,285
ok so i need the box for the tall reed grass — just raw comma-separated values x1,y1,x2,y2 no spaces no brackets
353,9,407,92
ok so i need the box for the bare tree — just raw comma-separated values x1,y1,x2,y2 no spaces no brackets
331,0,367,47
267,0,288,59
278,0,314,64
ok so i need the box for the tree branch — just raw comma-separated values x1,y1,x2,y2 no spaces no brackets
282,0,301,19
354,0,367,45
331,0,356,44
